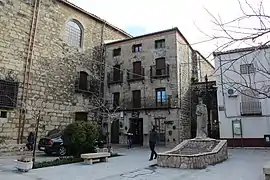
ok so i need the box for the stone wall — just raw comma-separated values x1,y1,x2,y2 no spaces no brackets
157,139,228,169
0,0,129,142
176,33,193,142
195,51,215,82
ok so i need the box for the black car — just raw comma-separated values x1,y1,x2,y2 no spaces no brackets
38,128,67,156
38,128,106,156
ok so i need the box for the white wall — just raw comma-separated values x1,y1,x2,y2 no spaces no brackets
215,47,270,139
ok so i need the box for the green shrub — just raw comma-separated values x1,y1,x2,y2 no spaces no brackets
33,157,82,169
62,121,98,157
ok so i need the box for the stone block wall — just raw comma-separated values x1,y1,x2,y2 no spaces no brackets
176,33,193,141
0,0,129,142
104,29,193,147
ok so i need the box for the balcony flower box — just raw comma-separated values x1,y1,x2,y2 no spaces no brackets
14,156,33,172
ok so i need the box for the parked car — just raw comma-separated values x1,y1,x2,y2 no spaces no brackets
38,128,67,156
38,128,106,156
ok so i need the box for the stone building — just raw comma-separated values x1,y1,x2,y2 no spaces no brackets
103,28,201,147
0,0,130,143
192,50,215,82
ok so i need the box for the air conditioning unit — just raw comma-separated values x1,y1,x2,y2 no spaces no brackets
227,88,238,97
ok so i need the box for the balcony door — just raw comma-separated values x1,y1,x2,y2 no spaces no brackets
156,88,166,107
113,92,120,109
132,90,141,108
133,61,141,79
155,58,165,76
113,64,121,81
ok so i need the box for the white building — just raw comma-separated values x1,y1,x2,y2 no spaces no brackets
214,46,270,147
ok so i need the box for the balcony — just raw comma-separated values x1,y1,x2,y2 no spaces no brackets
107,72,123,85
123,96,171,110
240,101,262,116
150,64,170,79
127,68,145,82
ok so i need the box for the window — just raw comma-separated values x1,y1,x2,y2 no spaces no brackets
113,92,120,108
75,112,88,122
0,111,7,118
133,61,142,78
155,39,165,49
155,58,166,75
78,71,88,90
156,88,167,106
132,44,142,53
132,90,141,108
240,89,261,115
113,48,121,57
113,64,121,81
0,80,18,108
65,20,83,48
240,64,255,74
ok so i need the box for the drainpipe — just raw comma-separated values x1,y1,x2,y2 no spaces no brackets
19,0,41,143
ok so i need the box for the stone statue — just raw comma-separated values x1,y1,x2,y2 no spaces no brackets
195,97,208,138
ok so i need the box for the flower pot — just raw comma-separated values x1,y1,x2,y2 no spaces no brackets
14,160,33,172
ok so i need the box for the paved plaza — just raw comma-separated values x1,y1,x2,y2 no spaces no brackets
0,147,269,180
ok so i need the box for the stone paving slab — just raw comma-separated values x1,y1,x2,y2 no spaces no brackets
0,148,269,180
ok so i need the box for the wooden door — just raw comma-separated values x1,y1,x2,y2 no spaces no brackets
132,90,141,108
113,64,121,81
133,61,141,79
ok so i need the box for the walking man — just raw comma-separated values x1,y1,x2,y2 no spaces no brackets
149,126,157,161
127,128,133,149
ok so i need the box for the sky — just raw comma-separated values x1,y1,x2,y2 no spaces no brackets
69,0,270,63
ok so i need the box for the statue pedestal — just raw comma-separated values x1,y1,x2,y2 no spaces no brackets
157,138,228,169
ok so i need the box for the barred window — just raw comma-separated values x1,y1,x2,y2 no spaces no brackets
65,20,83,48
240,64,255,74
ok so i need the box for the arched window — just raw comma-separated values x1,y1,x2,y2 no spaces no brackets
65,20,83,48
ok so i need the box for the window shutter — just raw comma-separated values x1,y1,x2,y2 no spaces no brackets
87,75,91,92
75,72,80,90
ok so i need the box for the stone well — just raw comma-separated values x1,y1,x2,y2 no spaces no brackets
157,138,228,169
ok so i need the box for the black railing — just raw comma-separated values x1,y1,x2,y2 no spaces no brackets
106,96,173,111
127,67,145,82
0,79,19,108
150,64,170,78
107,72,123,85
240,102,262,115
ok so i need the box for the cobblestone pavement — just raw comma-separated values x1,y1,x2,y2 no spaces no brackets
0,147,269,180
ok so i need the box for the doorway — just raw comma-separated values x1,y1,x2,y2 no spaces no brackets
154,118,166,145
111,119,119,144
130,118,143,146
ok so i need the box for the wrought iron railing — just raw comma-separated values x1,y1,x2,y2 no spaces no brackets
240,101,262,115
150,64,170,78
106,96,172,110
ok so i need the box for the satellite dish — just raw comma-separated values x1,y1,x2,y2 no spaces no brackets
228,89,234,95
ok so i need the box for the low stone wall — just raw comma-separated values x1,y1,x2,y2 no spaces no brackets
157,138,228,169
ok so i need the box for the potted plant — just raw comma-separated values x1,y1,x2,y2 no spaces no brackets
14,156,33,172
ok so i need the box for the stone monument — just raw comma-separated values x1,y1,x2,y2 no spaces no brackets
195,97,208,139
157,97,228,169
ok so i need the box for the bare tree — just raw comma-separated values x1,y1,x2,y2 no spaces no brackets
204,0,270,99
